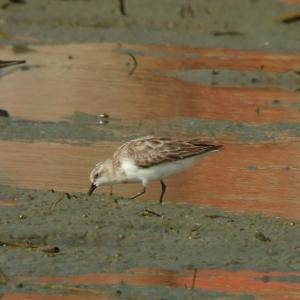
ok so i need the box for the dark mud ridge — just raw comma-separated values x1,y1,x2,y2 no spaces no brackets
1,113,300,144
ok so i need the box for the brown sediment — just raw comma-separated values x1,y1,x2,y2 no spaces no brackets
0,199,17,207
0,240,59,254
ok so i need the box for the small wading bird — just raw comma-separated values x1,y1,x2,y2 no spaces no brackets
88,136,223,204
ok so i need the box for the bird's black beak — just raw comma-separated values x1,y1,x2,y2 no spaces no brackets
88,183,97,196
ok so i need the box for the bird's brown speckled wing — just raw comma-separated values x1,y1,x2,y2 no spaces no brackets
117,136,222,168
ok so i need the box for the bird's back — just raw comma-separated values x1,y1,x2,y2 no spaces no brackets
114,136,223,168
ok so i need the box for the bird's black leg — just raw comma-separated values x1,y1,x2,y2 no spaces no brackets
130,186,146,200
159,180,167,204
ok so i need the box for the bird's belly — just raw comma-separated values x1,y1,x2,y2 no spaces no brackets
123,157,199,183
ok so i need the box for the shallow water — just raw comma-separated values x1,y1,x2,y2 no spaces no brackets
0,43,300,219
1,43,300,123
0,139,299,218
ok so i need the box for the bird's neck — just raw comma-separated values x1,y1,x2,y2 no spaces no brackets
106,159,127,184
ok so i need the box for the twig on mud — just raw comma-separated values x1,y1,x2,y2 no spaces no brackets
118,0,126,16
179,1,195,18
33,282,101,295
51,192,66,209
255,231,271,242
213,31,243,36
204,214,231,219
0,267,9,285
191,268,197,289
0,60,26,69
128,52,138,75
141,209,162,217
275,11,300,24
65,192,72,199
0,240,60,254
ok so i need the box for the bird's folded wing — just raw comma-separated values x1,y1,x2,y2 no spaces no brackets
125,137,220,168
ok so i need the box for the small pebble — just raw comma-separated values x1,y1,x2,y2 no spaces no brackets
272,99,281,105
255,231,271,242
12,44,31,54
118,234,126,240
18,214,27,220
20,66,30,71
40,246,60,253
99,113,109,118
260,276,270,282
98,119,109,125
27,194,34,200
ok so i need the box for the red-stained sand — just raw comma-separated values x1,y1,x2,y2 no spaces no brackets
17,268,300,300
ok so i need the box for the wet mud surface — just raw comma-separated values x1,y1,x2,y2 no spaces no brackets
0,0,300,299
0,185,299,298
1,113,300,144
1,185,300,274
1,0,300,52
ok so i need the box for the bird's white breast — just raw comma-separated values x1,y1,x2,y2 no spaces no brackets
121,156,199,184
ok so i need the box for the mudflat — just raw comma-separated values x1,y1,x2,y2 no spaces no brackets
0,1,300,299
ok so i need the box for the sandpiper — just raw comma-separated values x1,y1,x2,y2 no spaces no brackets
88,136,223,203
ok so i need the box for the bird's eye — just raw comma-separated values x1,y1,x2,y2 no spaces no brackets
94,173,99,179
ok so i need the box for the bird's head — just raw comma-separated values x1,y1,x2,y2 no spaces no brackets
88,161,111,195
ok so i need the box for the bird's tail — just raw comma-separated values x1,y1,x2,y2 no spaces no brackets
188,139,224,152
